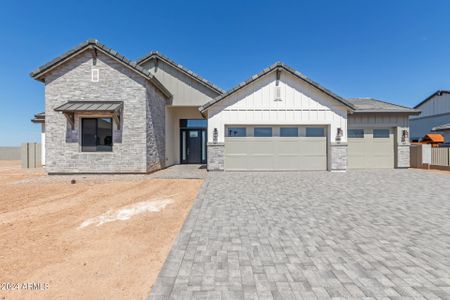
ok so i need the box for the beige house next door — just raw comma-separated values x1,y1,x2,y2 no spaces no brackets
348,128,394,169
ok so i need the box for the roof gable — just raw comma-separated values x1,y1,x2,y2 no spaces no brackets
200,62,355,113
30,40,172,99
137,51,224,95
414,90,450,109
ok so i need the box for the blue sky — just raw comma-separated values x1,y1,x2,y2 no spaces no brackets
1,0,450,146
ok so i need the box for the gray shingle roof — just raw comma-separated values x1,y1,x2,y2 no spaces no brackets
200,62,355,113
432,123,450,131
414,90,450,109
30,39,172,99
346,98,420,114
54,101,123,112
136,51,224,94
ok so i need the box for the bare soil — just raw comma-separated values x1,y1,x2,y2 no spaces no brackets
0,161,203,300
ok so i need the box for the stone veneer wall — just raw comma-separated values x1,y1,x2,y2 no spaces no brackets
330,143,348,171
207,143,224,171
146,83,166,172
396,145,410,168
44,50,164,173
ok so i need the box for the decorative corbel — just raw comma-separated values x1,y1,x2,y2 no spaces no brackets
91,47,97,66
276,68,281,86
63,112,75,130
112,111,121,130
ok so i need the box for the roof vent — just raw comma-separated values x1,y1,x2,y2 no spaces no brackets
91,69,99,82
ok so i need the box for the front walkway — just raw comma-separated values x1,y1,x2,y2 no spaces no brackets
149,170,450,299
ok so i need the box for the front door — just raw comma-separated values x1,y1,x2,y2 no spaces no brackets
181,128,206,164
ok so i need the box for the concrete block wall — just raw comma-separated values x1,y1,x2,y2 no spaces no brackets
21,143,41,168
0,147,21,160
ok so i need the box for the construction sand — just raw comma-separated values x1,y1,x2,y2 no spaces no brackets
0,161,203,299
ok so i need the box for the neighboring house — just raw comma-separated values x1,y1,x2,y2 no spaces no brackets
410,90,450,142
31,39,419,173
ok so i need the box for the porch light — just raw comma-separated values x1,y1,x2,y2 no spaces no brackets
336,128,343,142
213,128,218,144
402,129,409,142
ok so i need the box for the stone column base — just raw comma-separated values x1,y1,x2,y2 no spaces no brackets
330,143,348,171
207,143,224,171
396,144,410,168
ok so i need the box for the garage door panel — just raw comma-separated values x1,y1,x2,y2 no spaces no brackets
225,155,249,170
224,138,249,154
247,139,275,154
225,133,327,171
298,138,327,155
275,139,302,154
348,129,394,169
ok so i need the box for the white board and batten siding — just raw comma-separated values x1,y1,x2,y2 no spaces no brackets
207,71,349,143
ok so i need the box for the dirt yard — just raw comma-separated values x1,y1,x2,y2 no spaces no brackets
0,161,203,300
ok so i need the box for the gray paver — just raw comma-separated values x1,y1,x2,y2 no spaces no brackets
149,169,450,299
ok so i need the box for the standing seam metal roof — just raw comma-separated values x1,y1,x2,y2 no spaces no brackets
54,101,123,112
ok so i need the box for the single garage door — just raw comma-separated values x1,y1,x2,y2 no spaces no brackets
348,128,394,169
224,126,327,171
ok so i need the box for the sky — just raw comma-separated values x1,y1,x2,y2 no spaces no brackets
1,0,450,146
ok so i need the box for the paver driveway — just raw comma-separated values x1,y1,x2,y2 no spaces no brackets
150,170,450,299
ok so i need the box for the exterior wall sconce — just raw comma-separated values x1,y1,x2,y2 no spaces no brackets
336,127,343,142
401,129,409,143
213,128,218,144
274,68,282,102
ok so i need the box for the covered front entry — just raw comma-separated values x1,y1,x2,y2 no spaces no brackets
348,128,394,169
224,125,327,171
180,119,207,164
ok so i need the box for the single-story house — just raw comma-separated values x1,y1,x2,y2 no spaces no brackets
410,90,450,142
31,40,419,173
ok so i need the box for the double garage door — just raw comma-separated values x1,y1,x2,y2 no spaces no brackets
224,126,327,171
347,128,394,169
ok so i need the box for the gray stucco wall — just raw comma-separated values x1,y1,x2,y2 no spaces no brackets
44,50,165,173
410,113,450,142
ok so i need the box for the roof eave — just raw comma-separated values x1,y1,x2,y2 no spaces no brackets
30,40,172,99
352,109,421,115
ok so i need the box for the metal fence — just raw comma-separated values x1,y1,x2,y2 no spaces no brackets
431,147,450,166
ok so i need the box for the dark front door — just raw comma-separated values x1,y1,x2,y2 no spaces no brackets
181,129,206,164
